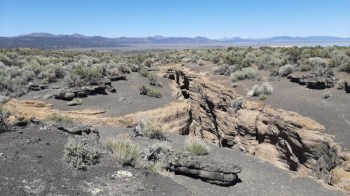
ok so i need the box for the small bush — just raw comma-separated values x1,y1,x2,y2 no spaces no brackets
231,96,243,112
259,94,268,100
247,83,273,97
73,66,103,80
147,88,162,98
63,137,100,170
148,73,163,87
139,69,149,77
230,67,257,82
213,64,235,75
308,57,328,69
197,59,205,66
278,64,294,76
336,80,345,90
139,118,166,140
106,135,140,167
139,85,162,98
117,63,131,74
185,137,210,156
47,114,73,123
300,64,312,72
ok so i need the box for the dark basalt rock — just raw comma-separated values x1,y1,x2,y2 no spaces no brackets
345,82,350,93
107,75,127,81
164,153,241,186
54,85,108,101
28,83,47,91
287,69,337,90
53,122,99,137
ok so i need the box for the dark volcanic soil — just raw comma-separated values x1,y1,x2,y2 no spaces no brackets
0,124,189,196
22,72,177,118
96,126,344,196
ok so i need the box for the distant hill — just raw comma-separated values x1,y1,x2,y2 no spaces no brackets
0,33,349,49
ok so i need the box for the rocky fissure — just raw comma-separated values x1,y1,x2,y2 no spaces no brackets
161,67,344,185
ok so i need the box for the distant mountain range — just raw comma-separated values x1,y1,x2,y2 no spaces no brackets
0,33,349,49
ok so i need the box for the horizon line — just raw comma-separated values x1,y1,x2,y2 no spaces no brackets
1,32,350,40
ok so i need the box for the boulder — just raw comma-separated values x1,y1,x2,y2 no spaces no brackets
28,83,47,91
54,85,108,101
53,122,99,137
164,153,241,186
107,75,127,81
345,82,350,93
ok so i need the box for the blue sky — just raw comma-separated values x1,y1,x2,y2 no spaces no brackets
0,0,349,38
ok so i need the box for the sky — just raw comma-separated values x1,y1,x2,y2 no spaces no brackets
0,0,349,38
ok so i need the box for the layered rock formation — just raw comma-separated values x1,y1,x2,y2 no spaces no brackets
164,152,241,186
162,67,341,182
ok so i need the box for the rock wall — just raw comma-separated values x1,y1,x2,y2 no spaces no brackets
162,67,341,181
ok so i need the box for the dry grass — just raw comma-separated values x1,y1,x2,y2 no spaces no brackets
63,136,100,170
140,118,166,140
105,135,141,167
185,137,210,156
330,167,350,192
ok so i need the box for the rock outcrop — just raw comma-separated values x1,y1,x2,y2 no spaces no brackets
164,153,241,186
162,67,341,182
54,85,109,101
287,69,337,89
345,82,350,93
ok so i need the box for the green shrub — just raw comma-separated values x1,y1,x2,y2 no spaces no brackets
336,80,346,90
117,63,131,74
185,137,209,156
308,57,328,69
247,83,273,97
73,66,103,81
139,85,162,98
147,73,162,87
147,88,162,98
278,64,294,76
230,67,257,82
139,118,166,140
106,135,140,167
339,58,350,73
231,96,243,112
259,94,268,100
63,137,100,170
213,64,237,76
139,69,149,77
300,64,312,72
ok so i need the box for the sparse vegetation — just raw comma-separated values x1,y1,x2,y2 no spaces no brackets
231,96,244,112
63,136,100,170
185,137,210,156
139,85,162,98
278,64,294,76
336,80,346,90
247,83,273,97
230,67,258,82
106,135,141,167
147,73,163,87
139,118,166,140
47,114,73,123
